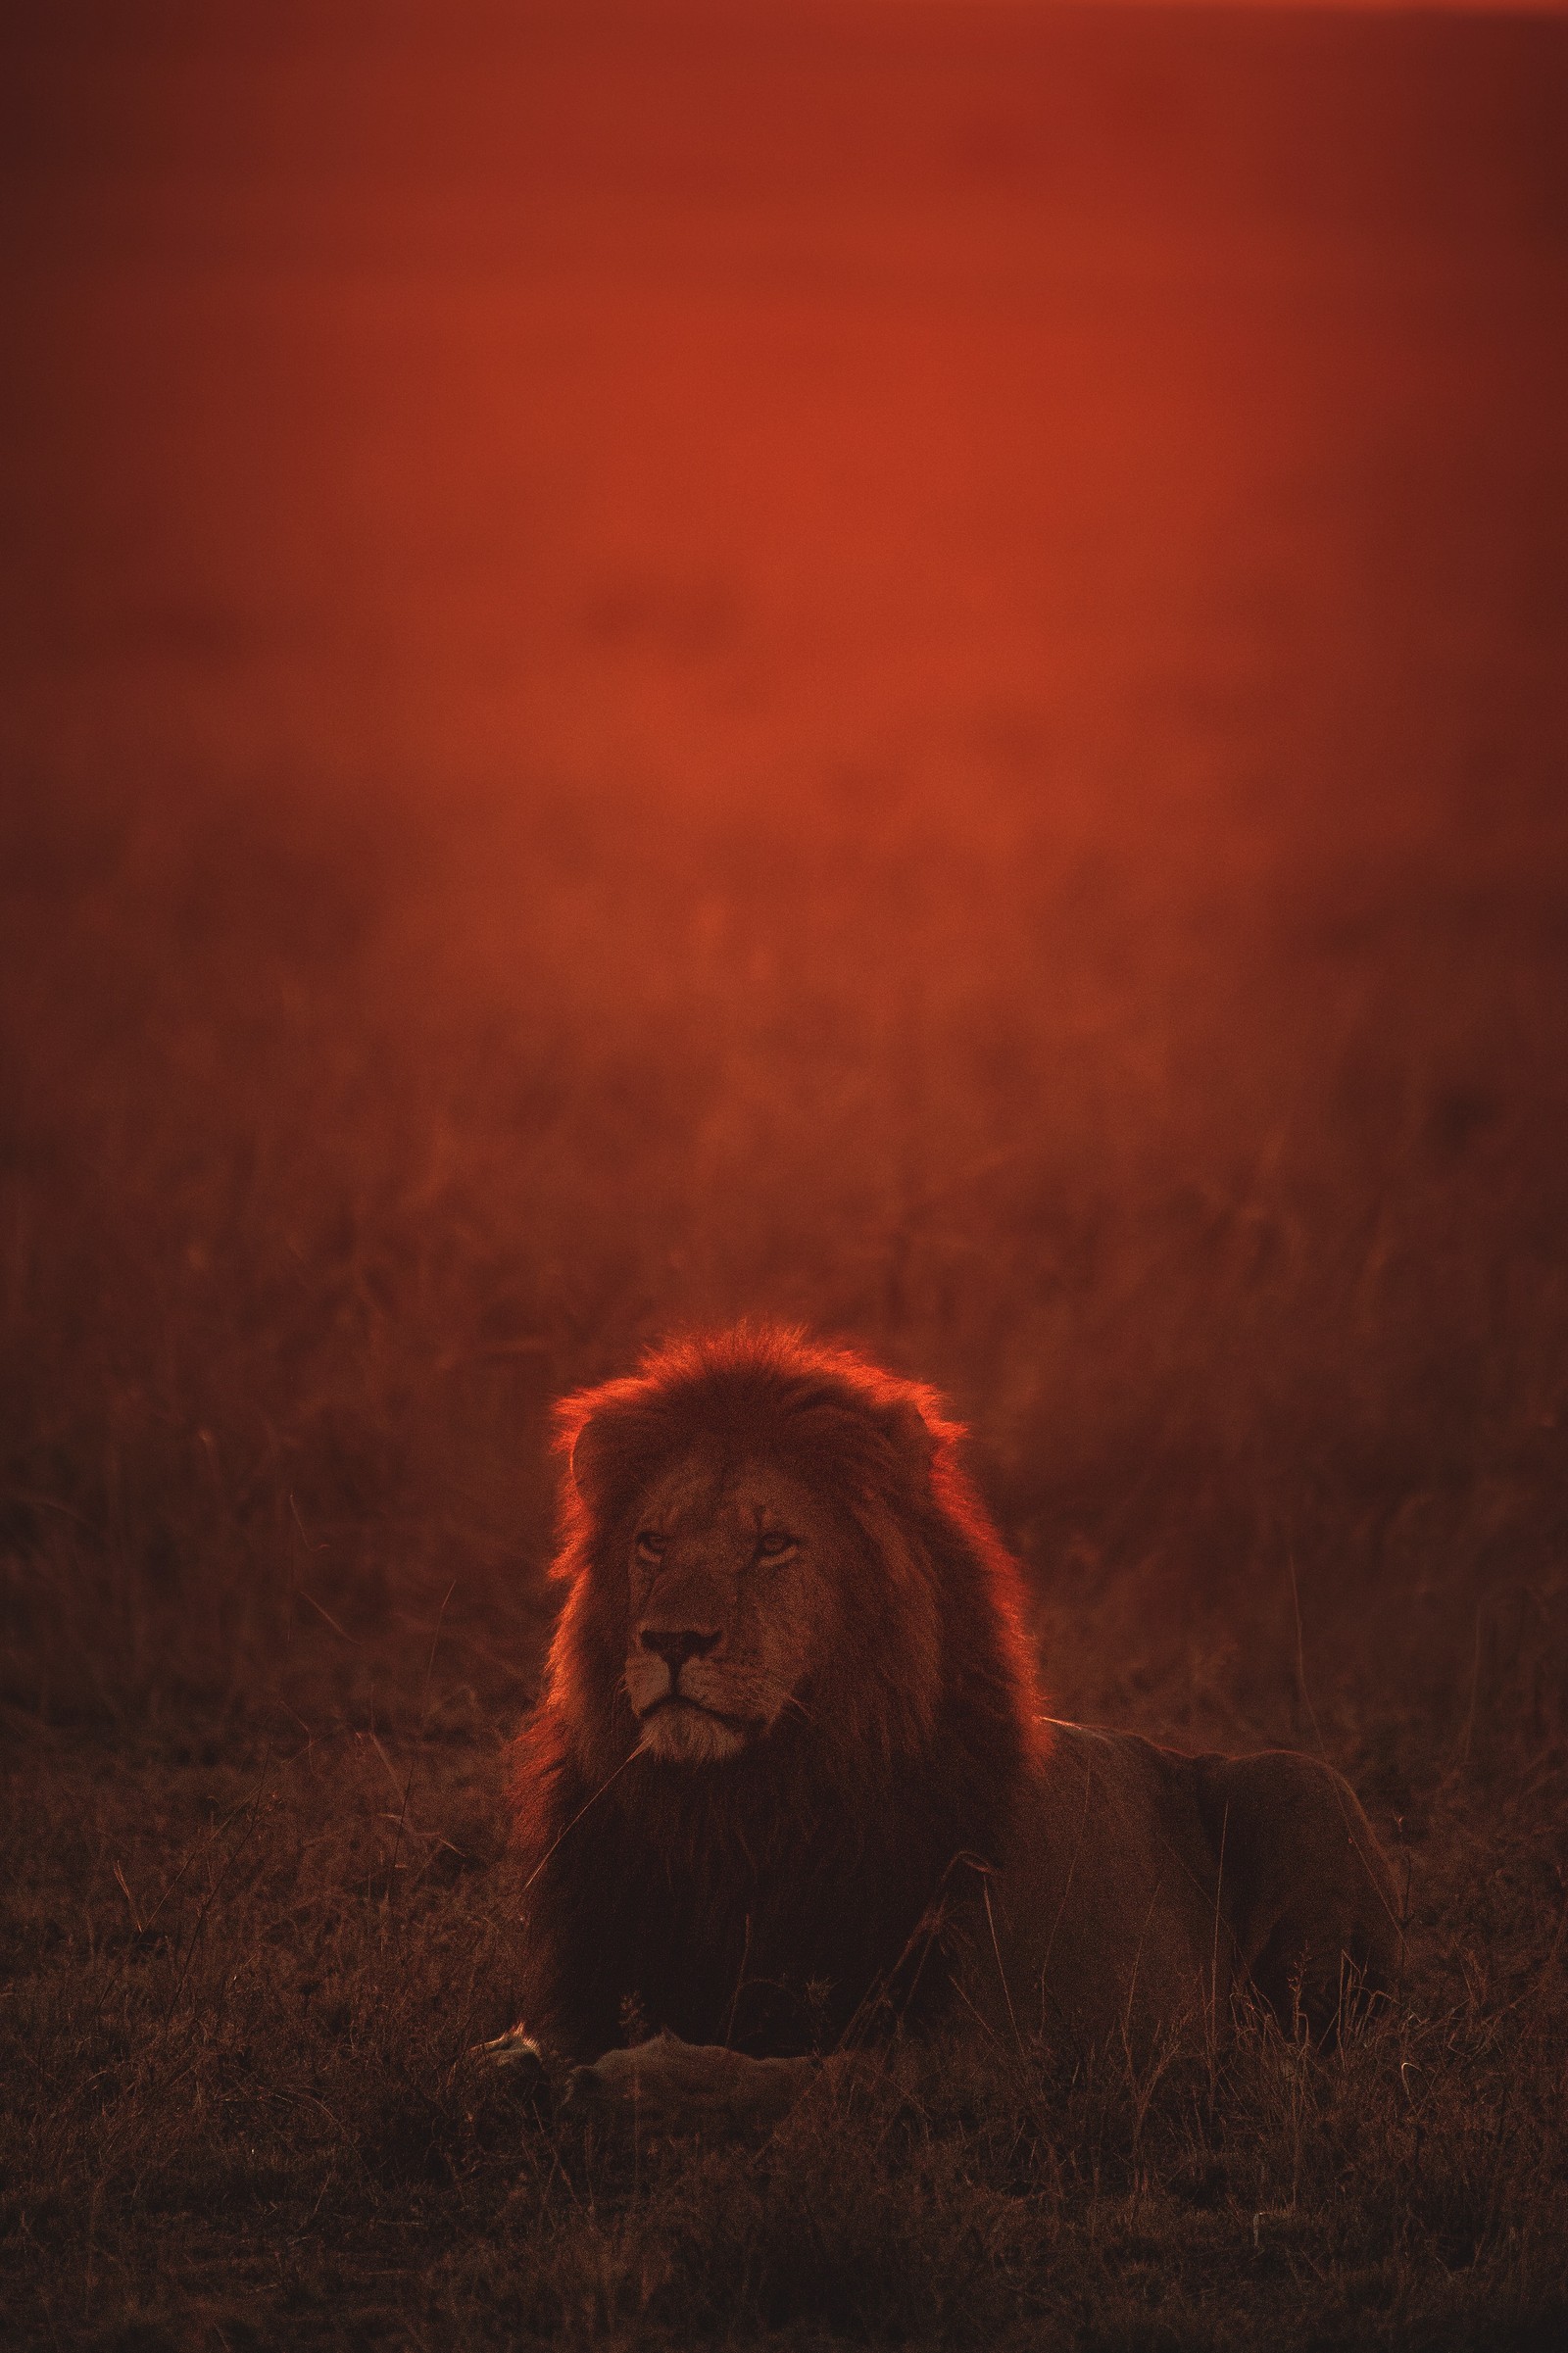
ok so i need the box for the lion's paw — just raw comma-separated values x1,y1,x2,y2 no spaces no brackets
474,2026,547,2090
565,2032,812,2133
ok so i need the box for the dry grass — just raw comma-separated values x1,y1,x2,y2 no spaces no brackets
4,4,1568,2343
1,1716,1564,2349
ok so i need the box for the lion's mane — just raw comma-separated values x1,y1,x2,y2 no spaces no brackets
510,1324,1043,2058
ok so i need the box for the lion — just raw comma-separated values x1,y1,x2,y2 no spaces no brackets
495,1326,1399,2123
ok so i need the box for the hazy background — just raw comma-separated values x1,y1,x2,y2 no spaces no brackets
2,1,1566,1758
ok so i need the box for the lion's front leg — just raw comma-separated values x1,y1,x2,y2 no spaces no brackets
566,2032,816,2132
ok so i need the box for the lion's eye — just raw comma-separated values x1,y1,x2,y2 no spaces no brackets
634,1531,665,1562
755,1532,797,1561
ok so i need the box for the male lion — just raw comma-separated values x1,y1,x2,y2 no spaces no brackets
498,1326,1398,2121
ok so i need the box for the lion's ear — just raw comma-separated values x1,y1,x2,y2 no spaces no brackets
875,1397,938,1487
567,1409,620,1513
563,1390,662,1519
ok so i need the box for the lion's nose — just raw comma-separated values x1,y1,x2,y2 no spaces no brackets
640,1627,720,1677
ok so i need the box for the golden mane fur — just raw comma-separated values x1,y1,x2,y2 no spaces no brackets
509,1326,1398,2064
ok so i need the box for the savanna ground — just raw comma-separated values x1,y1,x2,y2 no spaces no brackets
2,4,1567,2345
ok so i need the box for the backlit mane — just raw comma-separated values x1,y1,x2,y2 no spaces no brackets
510,1323,1042,2055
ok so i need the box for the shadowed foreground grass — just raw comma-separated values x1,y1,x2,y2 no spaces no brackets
1,1714,1564,2350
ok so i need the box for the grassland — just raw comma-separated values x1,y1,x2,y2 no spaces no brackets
3,5,1567,2345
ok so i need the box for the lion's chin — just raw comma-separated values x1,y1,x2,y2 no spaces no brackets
635,1702,750,1765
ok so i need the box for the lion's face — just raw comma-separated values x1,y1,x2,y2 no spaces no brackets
619,1452,838,1765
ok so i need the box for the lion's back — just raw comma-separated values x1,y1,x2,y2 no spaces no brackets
969,1722,1399,2051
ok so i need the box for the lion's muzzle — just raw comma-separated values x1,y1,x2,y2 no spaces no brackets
639,1626,720,1680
